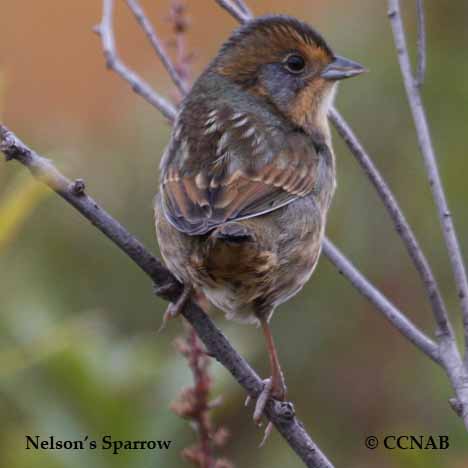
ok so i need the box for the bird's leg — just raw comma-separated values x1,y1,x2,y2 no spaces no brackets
253,319,287,428
158,284,193,333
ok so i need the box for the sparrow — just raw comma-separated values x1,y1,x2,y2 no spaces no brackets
155,15,364,427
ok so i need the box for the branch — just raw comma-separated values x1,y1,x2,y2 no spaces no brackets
125,0,189,95
214,0,251,23
231,0,253,18
0,128,333,468
329,108,452,339
322,239,440,363
415,0,426,88
388,0,468,366
94,0,177,121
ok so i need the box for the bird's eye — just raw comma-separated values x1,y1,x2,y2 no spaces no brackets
284,54,306,74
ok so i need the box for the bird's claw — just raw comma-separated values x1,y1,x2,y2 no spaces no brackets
157,286,192,333
250,376,288,446
259,422,274,448
253,378,273,426
157,302,180,333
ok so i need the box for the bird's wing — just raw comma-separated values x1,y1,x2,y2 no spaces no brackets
160,106,322,236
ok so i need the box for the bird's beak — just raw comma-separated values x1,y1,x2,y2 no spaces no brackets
321,55,367,81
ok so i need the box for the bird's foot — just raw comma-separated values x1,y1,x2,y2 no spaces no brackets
157,285,192,333
246,377,287,447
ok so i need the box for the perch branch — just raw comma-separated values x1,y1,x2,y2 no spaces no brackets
388,0,468,366
0,128,332,468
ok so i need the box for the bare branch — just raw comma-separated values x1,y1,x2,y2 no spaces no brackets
0,126,174,288
0,123,334,467
214,0,251,23
438,333,468,429
232,0,253,18
329,108,452,338
416,0,426,87
322,239,440,363
94,0,177,121
125,0,189,95
388,0,468,366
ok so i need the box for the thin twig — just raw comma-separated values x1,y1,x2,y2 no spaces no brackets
329,108,452,338
415,0,426,87
125,0,189,95
94,0,177,121
322,239,440,363
0,124,334,468
232,0,253,17
388,0,468,368
214,0,251,23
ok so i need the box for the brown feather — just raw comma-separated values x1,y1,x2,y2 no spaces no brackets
161,130,320,235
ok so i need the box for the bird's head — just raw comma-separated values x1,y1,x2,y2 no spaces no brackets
213,15,365,136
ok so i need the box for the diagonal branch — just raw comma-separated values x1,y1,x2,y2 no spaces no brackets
0,124,333,468
329,108,452,339
214,0,251,24
322,239,440,363
125,0,190,95
231,0,253,18
388,0,468,367
94,0,177,121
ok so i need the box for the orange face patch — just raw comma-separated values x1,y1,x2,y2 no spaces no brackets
287,78,331,130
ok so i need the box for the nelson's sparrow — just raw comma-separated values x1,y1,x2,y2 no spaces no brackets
155,14,365,429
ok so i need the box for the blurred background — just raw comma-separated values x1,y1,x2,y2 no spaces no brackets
1,1,468,467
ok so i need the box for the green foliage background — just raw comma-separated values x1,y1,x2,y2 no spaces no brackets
1,1,467,467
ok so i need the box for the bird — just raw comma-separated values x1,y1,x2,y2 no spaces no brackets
155,14,364,429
